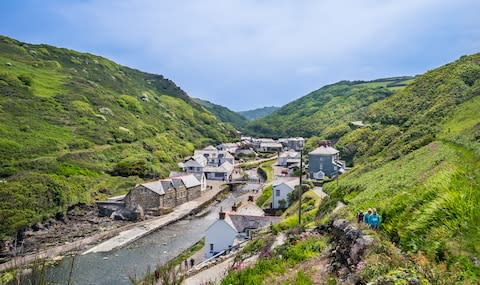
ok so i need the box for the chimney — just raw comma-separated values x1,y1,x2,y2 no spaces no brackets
219,207,226,220
231,203,237,212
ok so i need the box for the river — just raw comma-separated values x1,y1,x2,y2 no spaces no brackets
44,185,259,285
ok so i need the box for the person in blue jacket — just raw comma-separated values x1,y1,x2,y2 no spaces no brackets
363,208,372,225
370,208,381,229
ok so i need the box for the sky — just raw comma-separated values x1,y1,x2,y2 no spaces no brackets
1,1,480,111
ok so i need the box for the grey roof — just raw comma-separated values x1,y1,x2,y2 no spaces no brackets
160,180,173,191
227,215,280,233
203,145,217,151
170,177,185,188
272,179,298,189
279,151,300,159
178,174,201,188
260,142,283,148
138,181,166,195
309,146,339,156
204,161,234,174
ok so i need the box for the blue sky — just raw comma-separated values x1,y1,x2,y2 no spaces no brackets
1,0,480,111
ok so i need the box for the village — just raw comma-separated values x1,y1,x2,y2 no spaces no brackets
91,136,346,264
0,135,347,284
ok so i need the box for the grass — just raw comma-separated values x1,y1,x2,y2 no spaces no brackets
273,190,321,232
0,35,237,240
259,160,275,182
256,185,272,208
320,141,480,282
221,235,327,285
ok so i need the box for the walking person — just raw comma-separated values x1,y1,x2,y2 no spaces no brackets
363,208,372,225
357,211,364,224
370,208,381,230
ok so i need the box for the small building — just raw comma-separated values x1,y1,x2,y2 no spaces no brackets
278,137,305,151
170,171,207,192
277,150,301,166
124,180,174,215
308,143,345,179
217,142,240,154
179,155,207,174
272,179,298,209
204,208,279,258
259,142,283,152
194,146,235,167
170,174,202,201
204,161,234,181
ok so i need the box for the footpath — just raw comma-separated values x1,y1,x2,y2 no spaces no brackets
0,181,226,271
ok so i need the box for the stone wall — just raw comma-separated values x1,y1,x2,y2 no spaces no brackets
187,185,201,201
125,186,161,210
176,185,188,205
163,187,176,209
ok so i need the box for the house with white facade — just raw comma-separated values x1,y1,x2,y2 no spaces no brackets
204,161,234,181
178,155,207,174
194,146,235,167
272,179,299,209
204,205,279,258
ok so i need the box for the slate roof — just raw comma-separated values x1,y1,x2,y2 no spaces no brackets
309,145,339,155
272,179,298,189
204,161,234,174
227,215,280,233
138,181,166,195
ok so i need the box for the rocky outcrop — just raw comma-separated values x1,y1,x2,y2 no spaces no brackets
316,219,374,284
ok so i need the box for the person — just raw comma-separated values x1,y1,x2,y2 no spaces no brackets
370,208,381,229
154,269,160,280
184,259,188,270
363,208,372,225
190,258,195,268
357,211,364,224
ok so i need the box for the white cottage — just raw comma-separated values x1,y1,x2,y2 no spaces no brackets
272,179,299,209
204,205,279,258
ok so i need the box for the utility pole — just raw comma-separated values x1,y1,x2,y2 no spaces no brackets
298,148,303,225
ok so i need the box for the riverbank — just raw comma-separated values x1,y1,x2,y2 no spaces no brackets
0,181,227,272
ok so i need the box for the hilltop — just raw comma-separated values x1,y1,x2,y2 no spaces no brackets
0,35,236,240
243,77,413,138
238,106,280,120
193,97,247,129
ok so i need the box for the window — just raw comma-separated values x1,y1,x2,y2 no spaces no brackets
276,189,280,196
210,243,214,251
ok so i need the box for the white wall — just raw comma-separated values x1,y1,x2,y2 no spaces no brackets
272,183,294,209
204,220,238,258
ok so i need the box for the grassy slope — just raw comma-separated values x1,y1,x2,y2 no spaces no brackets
243,77,412,138
319,54,480,281
193,97,247,129
0,35,236,239
238,106,280,121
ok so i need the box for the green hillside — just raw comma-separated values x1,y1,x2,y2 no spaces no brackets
0,35,236,240
318,54,480,282
243,77,413,138
193,97,247,129
238,106,280,120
